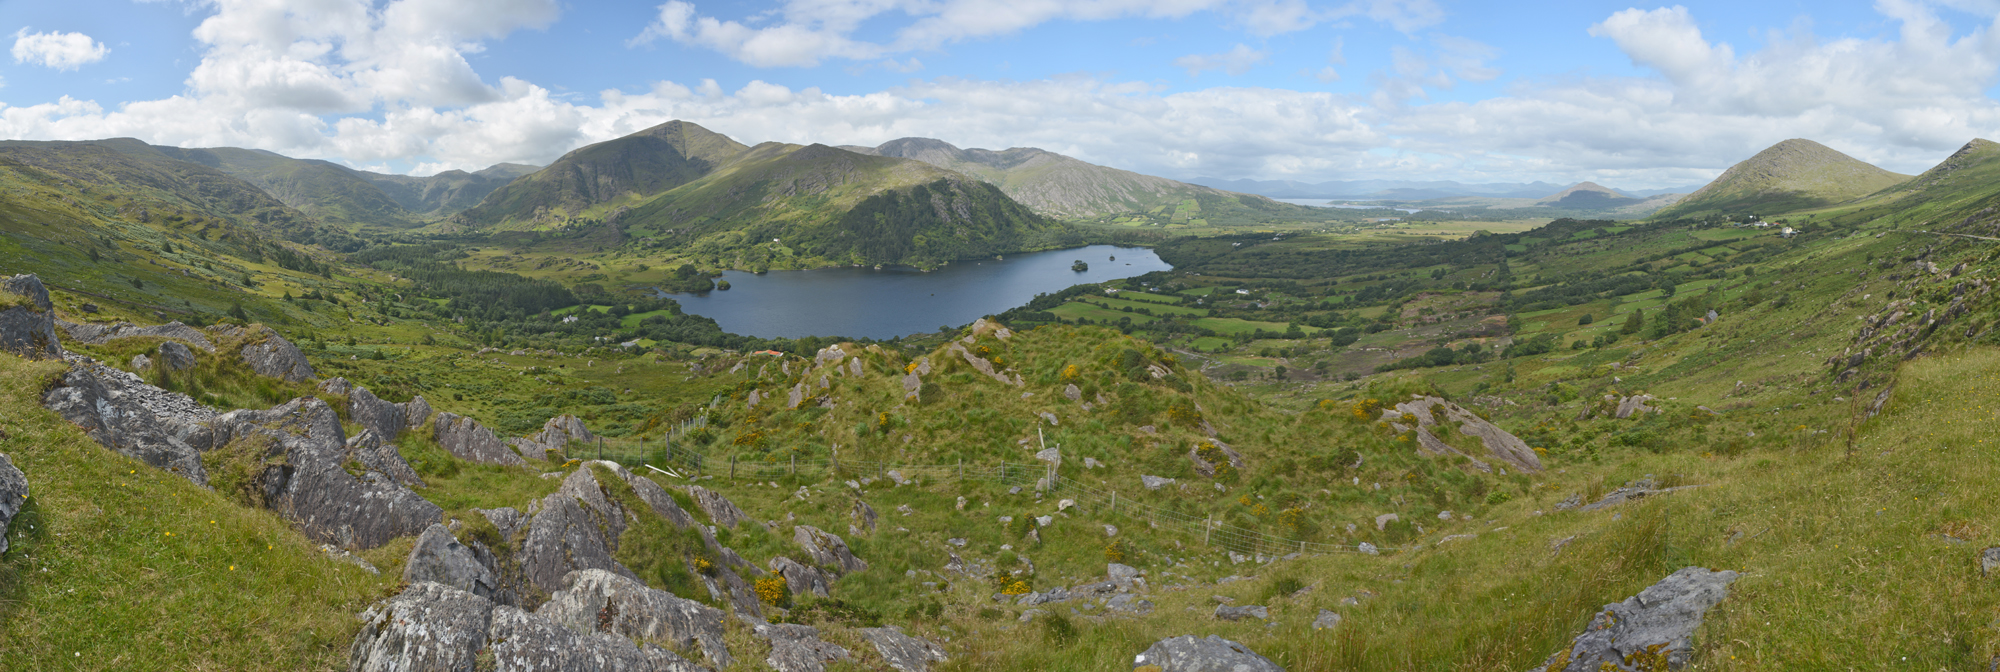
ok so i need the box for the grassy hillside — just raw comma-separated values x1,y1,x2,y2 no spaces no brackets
1654,139,1911,219
456,120,752,229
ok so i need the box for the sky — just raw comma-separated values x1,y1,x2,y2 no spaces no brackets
2,1,1999,189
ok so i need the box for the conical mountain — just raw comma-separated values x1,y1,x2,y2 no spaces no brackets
1654,139,1910,218
1535,181,1636,207
458,120,751,226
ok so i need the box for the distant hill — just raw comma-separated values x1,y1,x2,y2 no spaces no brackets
356,163,538,219
1653,139,1912,219
1536,181,1639,208
848,137,1256,219
455,121,1062,270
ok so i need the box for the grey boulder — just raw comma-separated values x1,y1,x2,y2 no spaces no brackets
344,429,425,489
0,452,26,554
1132,634,1283,672
348,582,494,672
1312,609,1342,630
687,485,754,529
1540,566,1737,672
433,411,525,466
57,319,215,351
157,341,197,371
520,467,640,594
860,625,947,672
794,525,868,575
403,523,498,600
0,274,61,360
346,386,406,446
233,326,316,382
770,555,832,599
537,568,734,669
751,619,848,672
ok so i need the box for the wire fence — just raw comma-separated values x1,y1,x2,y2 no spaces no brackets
566,431,1411,557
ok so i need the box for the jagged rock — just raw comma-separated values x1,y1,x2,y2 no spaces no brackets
1554,494,1583,511
348,582,494,672
520,467,640,594
57,318,215,351
519,413,598,459
1142,475,1175,490
771,555,833,598
432,412,524,466
0,453,26,554
1358,542,1378,555
794,525,868,575
852,499,878,532
1577,483,1703,513
130,354,152,371
687,485,755,529
752,620,849,672
850,358,864,377
621,468,697,530
157,341,197,371
1133,634,1283,672
202,397,441,549
347,386,406,445
538,568,734,668
1313,609,1342,630
948,342,1021,387
0,275,61,360
344,429,425,488
1038,411,1058,425
42,361,210,484
861,625,947,672
1615,395,1658,419
317,377,354,396
234,326,316,382
1539,567,1737,672
887,469,910,485
1385,396,1542,473
401,395,434,429
1063,383,1082,401
404,523,498,600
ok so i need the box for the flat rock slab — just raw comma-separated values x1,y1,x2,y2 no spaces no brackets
752,620,849,672
57,318,215,351
860,626,947,672
1213,604,1268,621
43,360,211,484
1540,566,1737,672
403,524,498,600
1133,634,1283,672
538,568,734,669
433,412,524,466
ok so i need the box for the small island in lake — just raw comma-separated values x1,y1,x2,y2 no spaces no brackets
1072,260,1089,272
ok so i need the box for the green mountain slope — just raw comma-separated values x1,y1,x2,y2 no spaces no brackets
153,146,425,230
359,163,538,218
456,120,751,228
1654,138,1911,219
852,137,1261,219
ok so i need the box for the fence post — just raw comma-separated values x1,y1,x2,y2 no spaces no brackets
790,454,796,477
1111,490,1117,514
597,436,603,461
730,454,736,479
1204,515,1211,547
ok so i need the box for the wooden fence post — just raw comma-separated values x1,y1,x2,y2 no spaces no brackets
1204,515,1211,547
730,454,736,479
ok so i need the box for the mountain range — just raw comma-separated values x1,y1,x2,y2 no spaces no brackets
1187,176,1698,201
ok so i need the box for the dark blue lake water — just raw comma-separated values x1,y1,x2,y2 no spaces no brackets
660,245,1172,339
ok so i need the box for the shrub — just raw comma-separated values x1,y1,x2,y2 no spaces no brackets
755,576,789,606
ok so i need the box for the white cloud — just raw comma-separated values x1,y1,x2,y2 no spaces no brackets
1174,44,1269,77
631,0,1442,67
11,29,110,71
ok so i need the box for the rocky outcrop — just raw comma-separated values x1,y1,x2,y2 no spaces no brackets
348,577,719,672
202,397,441,549
538,569,734,668
1133,635,1283,672
861,626,947,672
230,325,315,382
0,453,26,554
1538,567,1737,672
1187,441,1245,479
948,342,1023,387
346,387,405,446
403,523,498,600
42,360,212,484
1385,396,1542,473
1614,394,1658,419
687,485,755,530
770,555,832,599
157,341,197,371
344,429,425,488
57,319,215,351
794,525,868,575
433,412,525,466
751,619,849,672
402,395,434,429
520,467,641,594
0,274,62,360
1213,604,1269,621
513,413,597,460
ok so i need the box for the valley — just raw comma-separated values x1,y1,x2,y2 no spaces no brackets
0,126,1998,672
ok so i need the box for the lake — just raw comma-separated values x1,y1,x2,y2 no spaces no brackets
660,245,1173,339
